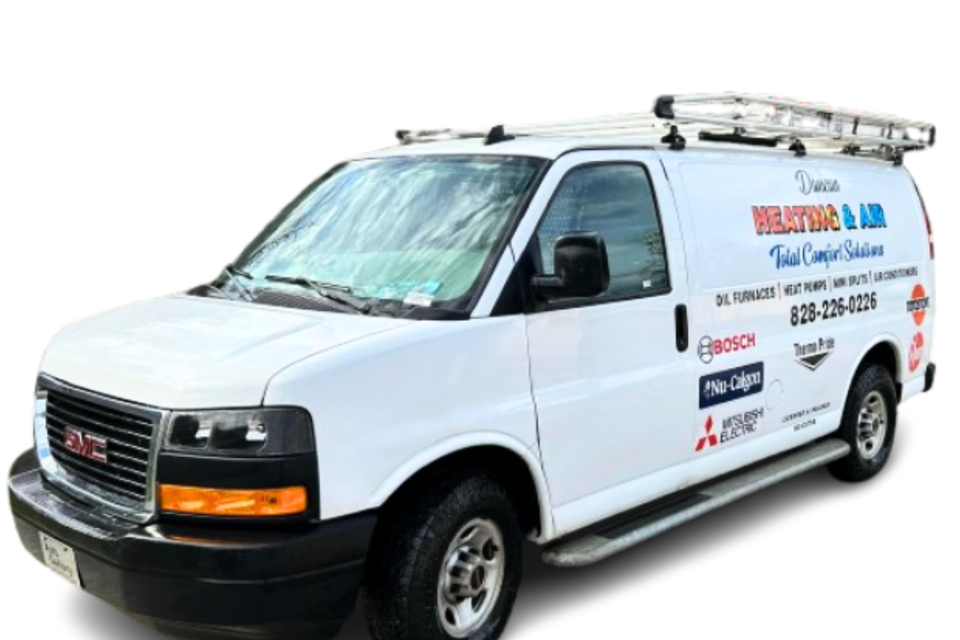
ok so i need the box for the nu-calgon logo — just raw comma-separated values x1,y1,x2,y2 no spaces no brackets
63,427,108,464
796,169,840,195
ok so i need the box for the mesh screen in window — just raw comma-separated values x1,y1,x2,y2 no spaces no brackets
537,164,669,297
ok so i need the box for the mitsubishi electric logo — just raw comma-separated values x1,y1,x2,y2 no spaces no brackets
794,336,836,371
695,409,764,452
695,416,719,452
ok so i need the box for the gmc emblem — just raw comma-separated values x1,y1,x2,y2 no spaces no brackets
63,427,108,464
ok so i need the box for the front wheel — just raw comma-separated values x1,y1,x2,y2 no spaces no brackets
828,364,898,482
364,472,523,640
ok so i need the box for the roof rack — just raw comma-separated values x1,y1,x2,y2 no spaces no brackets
396,93,935,163
658,93,935,160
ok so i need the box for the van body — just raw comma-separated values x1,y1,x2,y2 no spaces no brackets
9,102,936,640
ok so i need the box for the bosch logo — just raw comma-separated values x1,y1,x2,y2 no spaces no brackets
698,333,757,364
63,427,108,464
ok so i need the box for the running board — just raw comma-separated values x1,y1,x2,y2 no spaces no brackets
542,439,851,568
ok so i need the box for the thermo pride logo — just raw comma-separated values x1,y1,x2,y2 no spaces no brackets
699,362,765,409
907,284,929,326
794,336,835,371
698,333,757,364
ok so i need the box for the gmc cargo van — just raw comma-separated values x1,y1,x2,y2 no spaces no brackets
9,94,936,640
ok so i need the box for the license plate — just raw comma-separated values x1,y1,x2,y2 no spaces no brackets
39,532,82,587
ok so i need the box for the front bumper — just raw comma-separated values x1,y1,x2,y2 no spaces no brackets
9,450,376,640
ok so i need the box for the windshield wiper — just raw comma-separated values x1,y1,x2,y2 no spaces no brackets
219,264,255,301
265,274,371,314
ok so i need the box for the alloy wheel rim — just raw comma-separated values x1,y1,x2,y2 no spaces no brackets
857,390,888,461
437,517,505,638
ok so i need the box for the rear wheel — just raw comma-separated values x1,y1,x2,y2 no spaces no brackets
828,364,897,482
364,472,523,640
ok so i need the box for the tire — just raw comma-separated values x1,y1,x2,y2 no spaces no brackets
363,471,523,640
828,364,898,482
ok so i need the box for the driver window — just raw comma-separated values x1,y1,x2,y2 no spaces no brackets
537,163,669,298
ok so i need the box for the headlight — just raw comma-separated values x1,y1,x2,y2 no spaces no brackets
164,408,314,457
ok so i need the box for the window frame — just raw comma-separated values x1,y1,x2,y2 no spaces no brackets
524,160,673,313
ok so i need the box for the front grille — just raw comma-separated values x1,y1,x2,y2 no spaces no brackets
40,382,161,505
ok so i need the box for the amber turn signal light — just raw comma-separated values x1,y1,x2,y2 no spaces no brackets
159,484,308,517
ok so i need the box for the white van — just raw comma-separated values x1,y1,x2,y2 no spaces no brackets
9,94,936,640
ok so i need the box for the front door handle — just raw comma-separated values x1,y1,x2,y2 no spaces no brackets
675,304,689,353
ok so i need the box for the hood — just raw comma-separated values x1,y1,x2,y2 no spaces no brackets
40,294,411,408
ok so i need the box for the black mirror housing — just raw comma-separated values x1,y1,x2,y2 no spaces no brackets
532,233,610,300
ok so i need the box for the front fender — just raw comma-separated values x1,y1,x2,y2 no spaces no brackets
369,433,555,541
263,316,543,532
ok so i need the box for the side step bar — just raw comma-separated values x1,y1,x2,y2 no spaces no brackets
542,439,851,568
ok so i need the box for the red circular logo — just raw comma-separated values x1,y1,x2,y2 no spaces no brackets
908,332,925,373
909,284,929,326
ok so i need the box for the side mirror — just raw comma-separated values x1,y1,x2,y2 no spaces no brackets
532,233,610,300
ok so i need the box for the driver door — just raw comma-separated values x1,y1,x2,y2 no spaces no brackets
519,150,694,535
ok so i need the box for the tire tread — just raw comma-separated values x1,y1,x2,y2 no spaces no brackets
828,364,897,483
364,470,522,640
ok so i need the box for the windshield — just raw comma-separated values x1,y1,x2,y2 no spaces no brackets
232,155,546,312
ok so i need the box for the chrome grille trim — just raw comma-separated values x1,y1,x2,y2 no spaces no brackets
35,374,167,524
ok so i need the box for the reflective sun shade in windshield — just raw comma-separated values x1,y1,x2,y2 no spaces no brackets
235,155,545,311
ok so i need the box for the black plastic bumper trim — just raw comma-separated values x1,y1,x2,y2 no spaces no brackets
9,452,375,639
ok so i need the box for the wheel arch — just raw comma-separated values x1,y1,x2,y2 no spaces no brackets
849,335,903,400
369,434,555,541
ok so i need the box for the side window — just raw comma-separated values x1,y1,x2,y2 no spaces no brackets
537,163,669,298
